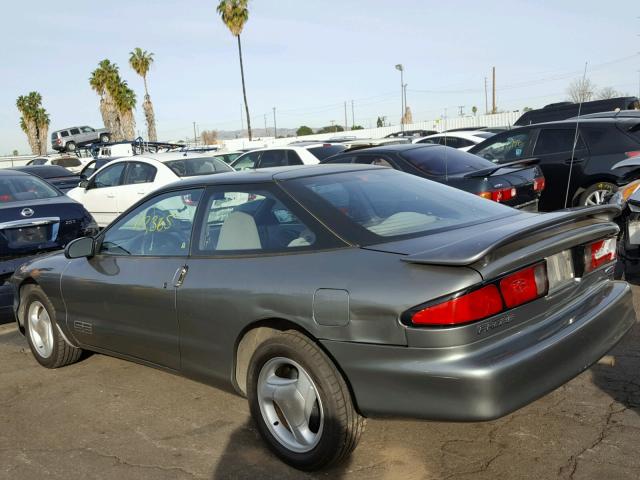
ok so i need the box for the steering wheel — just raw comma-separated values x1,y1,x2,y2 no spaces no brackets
141,231,185,255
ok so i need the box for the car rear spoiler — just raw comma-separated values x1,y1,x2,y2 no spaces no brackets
401,204,620,266
463,158,540,178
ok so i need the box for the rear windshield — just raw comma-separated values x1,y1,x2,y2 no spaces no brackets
401,145,495,175
165,157,234,177
0,175,60,203
475,132,495,139
308,145,347,160
283,168,513,244
30,158,47,166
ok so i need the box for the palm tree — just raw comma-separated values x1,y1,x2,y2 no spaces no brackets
129,48,157,141
90,60,120,137
16,92,49,154
217,0,252,140
113,80,137,140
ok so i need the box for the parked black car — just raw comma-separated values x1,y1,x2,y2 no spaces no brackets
468,117,640,211
323,144,544,210
8,165,81,192
0,170,97,317
514,97,639,126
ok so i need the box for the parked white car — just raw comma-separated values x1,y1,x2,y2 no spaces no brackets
230,144,347,170
67,152,234,227
412,131,496,151
26,155,92,174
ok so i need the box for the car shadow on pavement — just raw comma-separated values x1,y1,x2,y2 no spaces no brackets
211,420,352,480
591,320,640,415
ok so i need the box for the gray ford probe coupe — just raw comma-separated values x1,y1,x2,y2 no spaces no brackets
10,164,635,470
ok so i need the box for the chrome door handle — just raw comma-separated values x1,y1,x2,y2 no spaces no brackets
173,266,189,288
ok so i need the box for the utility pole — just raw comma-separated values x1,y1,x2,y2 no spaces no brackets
395,64,405,131
192,122,197,145
351,100,355,129
457,105,465,117
264,114,267,137
240,105,244,135
484,77,489,114
330,120,336,133
344,101,349,131
491,66,496,114
403,84,408,124
273,107,277,139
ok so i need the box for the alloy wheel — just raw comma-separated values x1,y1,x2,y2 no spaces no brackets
27,300,54,359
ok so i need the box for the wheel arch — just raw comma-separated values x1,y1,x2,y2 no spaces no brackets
15,277,40,333
232,318,363,415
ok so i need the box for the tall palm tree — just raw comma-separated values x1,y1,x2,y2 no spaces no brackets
113,80,137,140
217,0,252,140
129,48,157,141
90,60,120,137
16,92,49,154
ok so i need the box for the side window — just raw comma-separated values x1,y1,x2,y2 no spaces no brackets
258,150,288,168
354,155,395,168
232,152,260,171
286,150,304,165
416,137,438,144
123,162,157,184
324,155,354,164
70,128,80,135
92,163,126,188
100,189,203,257
54,157,82,168
439,137,460,148
474,131,533,163
195,188,329,254
534,129,585,155
81,127,94,133
457,138,475,148
82,161,97,178
60,131,69,138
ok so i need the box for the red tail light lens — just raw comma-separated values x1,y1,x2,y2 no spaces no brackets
584,238,616,273
533,177,546,191
0,194,12,202
411,284,503,326
624,151,640,159
499,263,548,308
478,187,516,202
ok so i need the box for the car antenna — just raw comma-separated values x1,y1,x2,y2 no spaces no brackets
563,61,588,209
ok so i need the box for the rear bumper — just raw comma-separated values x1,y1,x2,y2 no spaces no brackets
321,280,635,421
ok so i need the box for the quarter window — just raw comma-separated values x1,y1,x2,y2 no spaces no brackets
60,131,69,137
100,189,203,256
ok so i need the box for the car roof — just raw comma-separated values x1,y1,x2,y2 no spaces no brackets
8,165,75,177
162,163,380,190
112,151,221,164
502,116,640,131
344,143,436,154
0,169,30,177
423,131,488,140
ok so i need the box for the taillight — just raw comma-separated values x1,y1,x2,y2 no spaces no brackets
624,151,640,159
477,187,516,202
533,177,546,192
499,263,548,308
408,262,549,327
410,284,503,326
0,194,12,202
584,238,616,273
56,138,61,145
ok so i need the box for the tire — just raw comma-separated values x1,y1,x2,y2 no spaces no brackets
247,330,365,471
22,284,83,368
578,182,617,206
65,141,76,152
99,134,110,143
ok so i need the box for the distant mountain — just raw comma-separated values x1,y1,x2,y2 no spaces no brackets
216,128,299,140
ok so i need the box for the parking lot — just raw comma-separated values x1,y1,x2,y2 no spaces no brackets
0,287,637,480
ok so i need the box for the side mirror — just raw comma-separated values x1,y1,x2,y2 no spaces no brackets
78,179,89,189
65,237,95,259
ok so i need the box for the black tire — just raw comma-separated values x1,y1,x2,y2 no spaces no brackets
22,284,83,369
247,330,365,471
65,141,76,152
578,182,617,206
99,134,110,143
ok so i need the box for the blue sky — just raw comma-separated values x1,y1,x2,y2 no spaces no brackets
1,0,639,153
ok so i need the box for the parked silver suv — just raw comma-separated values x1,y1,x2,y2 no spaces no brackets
51,126,110,152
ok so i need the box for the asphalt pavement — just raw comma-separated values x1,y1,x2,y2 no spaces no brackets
1,288,639,479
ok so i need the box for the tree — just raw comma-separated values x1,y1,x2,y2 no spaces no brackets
12,150,18,156
597,86,621,100
16,92,49,155
90,60,136,141
471,106,478,116
567,78,595,103
376,116,384,128
318,125,344,134
522,106,533,112
201,129,218,144
129,48,157,141
296,125,313,136
217,0,252,140
351,125,364,130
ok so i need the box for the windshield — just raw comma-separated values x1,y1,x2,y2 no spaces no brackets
0,175,60,203
283,168,513,244
401,145,495,175
308,145,347,160
165,157,233,177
